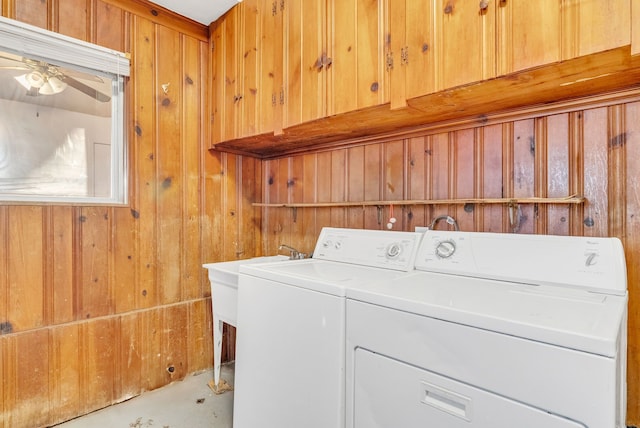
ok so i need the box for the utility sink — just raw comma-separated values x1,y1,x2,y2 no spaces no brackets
203,255,289,388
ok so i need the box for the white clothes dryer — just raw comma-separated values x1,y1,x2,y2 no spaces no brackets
346,231,628,428
232,227,423,428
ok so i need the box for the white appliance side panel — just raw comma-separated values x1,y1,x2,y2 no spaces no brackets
353,349,584,428
345,300,619,428
234,275,345,428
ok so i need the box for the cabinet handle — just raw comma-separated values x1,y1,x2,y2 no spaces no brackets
272,1,277,15
315,56,324,71
272,93,276,106
401,46,409,65
234,94,243,103
279,89,284,105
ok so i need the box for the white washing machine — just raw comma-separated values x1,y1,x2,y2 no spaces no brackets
233,227,424,428
346,231,628,428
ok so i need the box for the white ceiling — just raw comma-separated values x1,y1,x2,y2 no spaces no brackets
147,0,241,25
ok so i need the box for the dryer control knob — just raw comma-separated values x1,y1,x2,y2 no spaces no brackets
435,240,456,258
386,243,402,259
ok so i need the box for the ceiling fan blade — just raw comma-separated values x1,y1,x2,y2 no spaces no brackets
62,75,111,102
0,66,28,70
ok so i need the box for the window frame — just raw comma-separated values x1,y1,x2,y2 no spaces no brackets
0,16,130,205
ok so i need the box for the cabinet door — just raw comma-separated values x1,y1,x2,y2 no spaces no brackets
211,20,224,145
389,0,434,109
434,0,495,91
222,6,241,141
330,0,388,116
259,0,284,135
239,0,260,138
562,0,630,59
283,0,326,128
497,0,561,75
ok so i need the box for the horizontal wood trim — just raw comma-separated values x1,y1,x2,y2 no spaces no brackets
212,46,640,158
104,0,208,41
253,195,586,208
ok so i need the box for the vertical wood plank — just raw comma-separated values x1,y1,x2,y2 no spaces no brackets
453,129,475,231
223,6,239,140
429,133,451,224
162,304,189,381
435,0,495,90
624,101,640,422
356,0,384,108
188,299,214,373
258,0,275,134
497,0,560,75
78,207,112,319
582,107,609,237
11,330,50,427
210,19,224,145
480,124,504,232
8,206,44,331
608,105,627,239
156,24,183,304
546,114,570,236
388,0,407,110
95,0,126,51
363,144,382,230
55,0,89,41
80,318,116,414
330,150,347,227
51,207,74,324
141,308,163,391
302,153,319,250
118,312,143,401
133,16,158,309
13,0,48,28
405,0,434,100
346,146,365,228
330,0,357,115
240,155,261,257
182,36,206,299
288,155,307,251
316,152,333,231
568,111,585,236
50,324,81,425
511,119,535,233
384,140,405,229
0,207,7,333
241,0,259,138
407,137,428,230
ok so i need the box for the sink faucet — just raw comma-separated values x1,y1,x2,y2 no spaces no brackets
279,244,307,260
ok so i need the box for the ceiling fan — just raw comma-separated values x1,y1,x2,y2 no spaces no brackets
0,55,111,102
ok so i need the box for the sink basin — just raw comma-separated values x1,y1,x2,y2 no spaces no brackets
203,255,289,387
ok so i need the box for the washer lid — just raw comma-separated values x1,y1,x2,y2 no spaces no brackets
346,271,627,357
240,258,413,296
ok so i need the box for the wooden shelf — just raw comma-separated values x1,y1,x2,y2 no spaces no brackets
253,195,586,209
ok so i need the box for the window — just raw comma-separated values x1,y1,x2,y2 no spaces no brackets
0,16,130,204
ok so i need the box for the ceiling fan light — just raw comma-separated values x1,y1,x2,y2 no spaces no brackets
14,73,32,90
38,76,67,95
26,71,45,88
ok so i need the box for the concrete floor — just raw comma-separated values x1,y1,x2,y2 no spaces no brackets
53,363,234,428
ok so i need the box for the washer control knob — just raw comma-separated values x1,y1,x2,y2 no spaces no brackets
386,243,402,259
322,240,332,248
585,252,598,267
435,240,456,259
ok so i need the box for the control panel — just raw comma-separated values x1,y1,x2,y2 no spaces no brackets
313,227,424,271
415,231,627,295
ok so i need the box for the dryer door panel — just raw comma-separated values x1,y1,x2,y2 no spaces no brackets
353,348,585,428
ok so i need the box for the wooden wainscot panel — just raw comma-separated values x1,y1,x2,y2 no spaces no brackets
212,46,640,159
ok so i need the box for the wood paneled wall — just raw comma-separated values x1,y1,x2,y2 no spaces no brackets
0,1,262,427
261,99,640,424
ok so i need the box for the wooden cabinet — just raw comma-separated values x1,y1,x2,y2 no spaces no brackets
497,0,561,75
434,0,495,91
328,0,389,116
282,0,326,128
211,6,240,144
212,0,636,151
388,0,434,109
281,0,388,127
